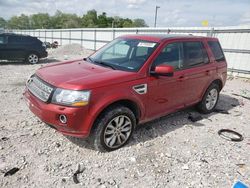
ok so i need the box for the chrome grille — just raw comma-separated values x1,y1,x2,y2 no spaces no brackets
27,76,53,102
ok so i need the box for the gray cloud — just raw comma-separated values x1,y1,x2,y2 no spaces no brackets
240,11,250,25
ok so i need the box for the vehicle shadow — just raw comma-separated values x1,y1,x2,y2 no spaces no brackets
130,93,240,145
0,58,61,65
66,93,240,151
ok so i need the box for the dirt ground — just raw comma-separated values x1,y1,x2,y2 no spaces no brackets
0,45,250,188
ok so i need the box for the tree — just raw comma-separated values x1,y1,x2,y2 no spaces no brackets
4,10,148,29
0,17,7,28
30,13,51,29
8,14,30,29
133,19,148,27
50,10,65,29
123,18,134,27
97,12,108,28
113,16,124,28
62,14,81,28
50,10,82,29
106,16,114,27
82,9,98,27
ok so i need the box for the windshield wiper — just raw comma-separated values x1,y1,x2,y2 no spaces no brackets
84,57,116,70
94,60,116,70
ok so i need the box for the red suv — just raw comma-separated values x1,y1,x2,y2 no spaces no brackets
24,34,227,151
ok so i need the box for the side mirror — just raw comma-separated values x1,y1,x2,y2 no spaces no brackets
151,64,174,77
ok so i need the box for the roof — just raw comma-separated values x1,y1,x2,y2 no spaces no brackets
120,34,211,42
0,33,31,37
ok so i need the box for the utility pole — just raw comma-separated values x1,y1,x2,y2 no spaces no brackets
154,6,160,27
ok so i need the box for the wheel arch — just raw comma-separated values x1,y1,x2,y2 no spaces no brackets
199,78,223,103
211,79,223,91
90,99,141,133
26,51,40,58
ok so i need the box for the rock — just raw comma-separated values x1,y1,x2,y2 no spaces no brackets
144,142,154,147
1,137,9,141
138,172,146,177
108,179,116,186
130,157,136,163
160,153,164,158
154,163,159,168
55,142,61,148
94,164,101,168
61,178,66,183
31,132,36,136
165,153,172,158
182,164,189,170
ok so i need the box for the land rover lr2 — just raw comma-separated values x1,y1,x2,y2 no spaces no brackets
24,34,227,151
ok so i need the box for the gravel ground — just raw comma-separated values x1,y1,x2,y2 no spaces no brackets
0,46,250,188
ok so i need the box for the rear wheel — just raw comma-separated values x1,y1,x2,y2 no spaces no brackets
91,106,136,152
26,53,39,64
197,83,219,114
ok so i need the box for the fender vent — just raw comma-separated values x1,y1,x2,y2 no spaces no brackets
133,84,147,94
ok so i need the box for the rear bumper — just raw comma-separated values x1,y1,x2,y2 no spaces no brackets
39,51,48,58
23,88,90,138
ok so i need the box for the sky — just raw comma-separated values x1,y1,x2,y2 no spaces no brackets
0,0,250,27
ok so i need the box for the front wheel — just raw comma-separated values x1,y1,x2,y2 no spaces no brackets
197,83,220,114
26,53,39,64
91,106,136,152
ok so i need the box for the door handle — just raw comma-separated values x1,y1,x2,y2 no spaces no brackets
177,76,187,81
206,70,211,75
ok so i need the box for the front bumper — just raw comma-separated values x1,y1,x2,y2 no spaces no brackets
24,88,90,138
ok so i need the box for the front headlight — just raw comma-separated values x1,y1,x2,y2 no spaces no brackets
51,89,90,107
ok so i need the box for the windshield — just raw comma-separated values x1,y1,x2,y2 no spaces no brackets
89,38,158,72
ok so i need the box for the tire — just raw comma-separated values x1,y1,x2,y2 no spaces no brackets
197,83,220,114
26,53,39,64
90,105,136,152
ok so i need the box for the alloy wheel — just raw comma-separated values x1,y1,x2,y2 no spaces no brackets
205,88,218,110
104,115,132,149
28,54,39,64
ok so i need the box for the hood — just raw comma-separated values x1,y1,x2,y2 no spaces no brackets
36,59,141,90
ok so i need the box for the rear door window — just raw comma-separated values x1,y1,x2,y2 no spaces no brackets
0,36,6,44
8,36,23,44
183,41,209,67
208,41,225,62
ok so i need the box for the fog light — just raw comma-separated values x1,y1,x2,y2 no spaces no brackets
59,114,67,124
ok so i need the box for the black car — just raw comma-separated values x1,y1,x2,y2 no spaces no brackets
0,33,48,64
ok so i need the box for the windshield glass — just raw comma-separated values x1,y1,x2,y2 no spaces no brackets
89,38,158,72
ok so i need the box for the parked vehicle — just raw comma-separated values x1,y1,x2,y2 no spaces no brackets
43,42,51,49
0,33,48,64
51,41,58,48
43,41,59,49
24,34,227,151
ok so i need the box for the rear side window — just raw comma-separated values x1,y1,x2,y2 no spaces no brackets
208,41,225,62
183,42,209,67
25,37,37,44
8,36,23,44
7,36,36,44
